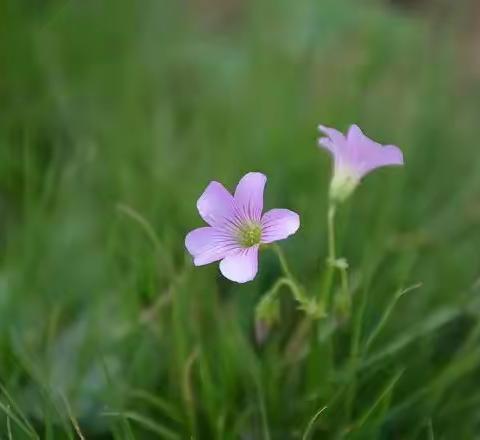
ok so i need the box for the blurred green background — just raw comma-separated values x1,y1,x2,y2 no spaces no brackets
1,0,480,438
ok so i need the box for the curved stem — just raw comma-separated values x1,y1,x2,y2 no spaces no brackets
272,243,295,281
270,245,317,316
266,277,304,303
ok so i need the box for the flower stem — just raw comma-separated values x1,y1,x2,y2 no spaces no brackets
328,204,337,264
320,203,337,311
272,243,294,281
271,244,320,317
336,263,351,319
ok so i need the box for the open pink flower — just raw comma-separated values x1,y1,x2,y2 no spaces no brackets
185,172,300,283
318,124,404,202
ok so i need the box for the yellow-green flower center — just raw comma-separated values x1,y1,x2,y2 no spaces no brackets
238,222,262,247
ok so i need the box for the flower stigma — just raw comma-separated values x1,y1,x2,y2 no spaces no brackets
238,222,262,248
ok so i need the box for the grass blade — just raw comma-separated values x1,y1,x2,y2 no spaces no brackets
102,411,181,440
351,369,404,431
302,406,327,440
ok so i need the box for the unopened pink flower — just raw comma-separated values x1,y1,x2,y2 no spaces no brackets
318,124,404,202
185,172,300,283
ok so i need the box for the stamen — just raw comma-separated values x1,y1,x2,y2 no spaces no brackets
237,222,262,248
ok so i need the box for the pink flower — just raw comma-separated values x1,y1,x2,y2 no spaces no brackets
185,172,300,283
318,124,404,202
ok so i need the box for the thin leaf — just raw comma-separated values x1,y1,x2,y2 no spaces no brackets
102,411,181,440
128,388,182,423
302,406,327,440
61,394,86,440
0,401,35,439
364,283,422,353
0,382,38,437
351,369,404,430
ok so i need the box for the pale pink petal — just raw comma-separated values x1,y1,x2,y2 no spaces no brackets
318,125,346,146
234,172,266,222
318,125,349,165
340,125,404,177
197,181,235,227
347,124,372,148
185,227,238,266
219,246,259,283
317,136,337,154
261,209,300,243
362,145,404,175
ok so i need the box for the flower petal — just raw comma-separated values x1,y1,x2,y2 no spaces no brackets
219,246,259,283
197,181,235,227
317,136,337,154
362,145,404,175
261,209,300,243
234,172,266,222
185,227,236,266
318,125,346,146
318,125,349,164
347,124,372,148
346,125,404,176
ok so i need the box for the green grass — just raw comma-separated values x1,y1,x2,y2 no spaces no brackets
1,0,480,438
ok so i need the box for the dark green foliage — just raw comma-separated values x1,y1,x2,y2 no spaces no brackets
0,0,479,438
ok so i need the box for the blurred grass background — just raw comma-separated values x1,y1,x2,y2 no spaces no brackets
1,0,480,438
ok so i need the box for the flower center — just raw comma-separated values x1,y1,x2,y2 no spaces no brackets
237,222,262,248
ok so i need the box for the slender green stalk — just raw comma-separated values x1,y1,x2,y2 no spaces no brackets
61,394,86,440
7,406,12,440
327,204,337,265
335,262,351,319
255,378,271,440
320,204,337,311
340,266,348,298
427,419,435,440
302,406,328,440
349,369,404,431
364,283,422,354
272,243,295,282
268,245,318,315
182,347,200,438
